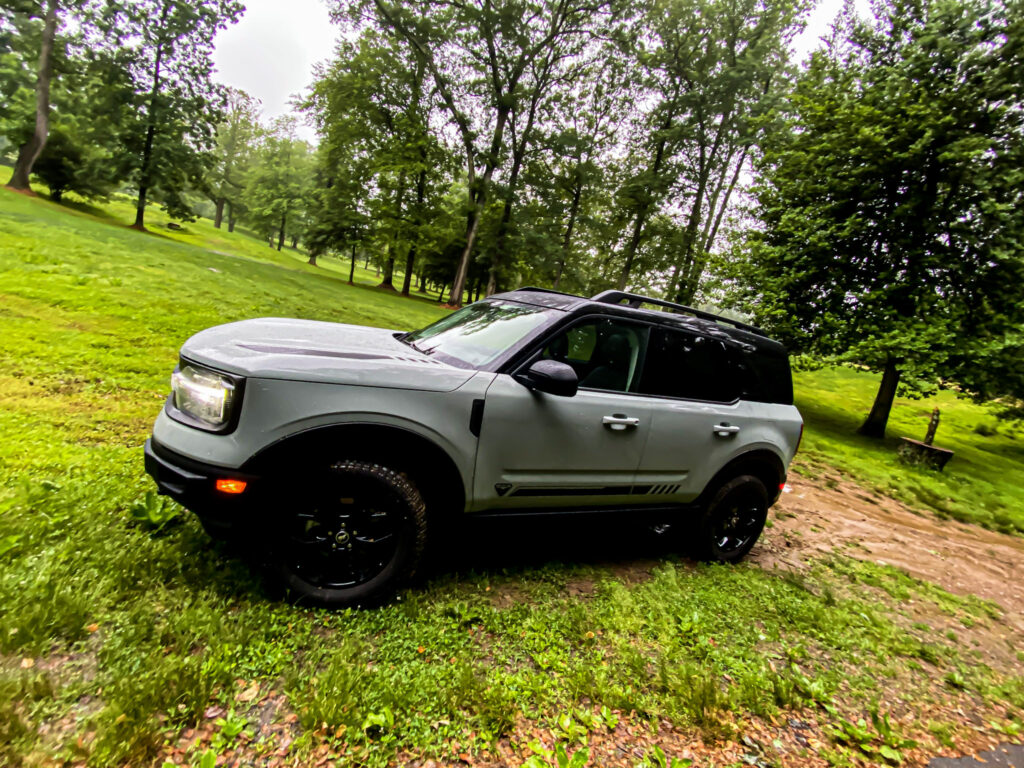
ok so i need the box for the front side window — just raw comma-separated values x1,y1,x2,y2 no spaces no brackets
638,327,739,403
539,318,649,393
403,300,556,368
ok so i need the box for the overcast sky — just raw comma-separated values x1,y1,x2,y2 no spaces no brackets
211,0,867,144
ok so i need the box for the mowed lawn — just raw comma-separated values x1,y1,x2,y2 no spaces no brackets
0,191,1021,768
794,367,1024,535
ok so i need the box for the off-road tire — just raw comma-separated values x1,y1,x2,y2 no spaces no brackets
269,460,428,608
693,474,768,563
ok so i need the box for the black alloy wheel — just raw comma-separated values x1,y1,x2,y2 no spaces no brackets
694,474,769,563
271,460,427,607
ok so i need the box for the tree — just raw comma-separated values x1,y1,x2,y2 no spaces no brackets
357,0,615,306
736,0,1024,437
207,88,260,228
305,31,455,292
99,0,242,229
3,0,58,192
612,0,804,293
31,123,112,200
243,118,314,251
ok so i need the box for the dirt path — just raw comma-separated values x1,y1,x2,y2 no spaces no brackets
753,469,1024,633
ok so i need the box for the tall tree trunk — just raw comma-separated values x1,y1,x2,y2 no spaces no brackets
619,154,664,290
6,0,58,192
277,212,286,251
554,174,583,290
618,109,674,290
858,360,901,438
380,173,407,290
487,85,543,296
401,169,426,296
401,247,417,296
348,244,356,285
381,244,396,289
674,107,741,304
291,235,298,249
675,145,750,304
450,105,511,306
307,252,317,266
213,198,225,228
133,2,171,230
228,204,236,232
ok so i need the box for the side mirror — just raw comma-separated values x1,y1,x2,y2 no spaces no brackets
514,359,578,397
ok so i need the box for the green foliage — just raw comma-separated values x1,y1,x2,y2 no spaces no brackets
241,117,315,249
735,0,1024,430
128,490,180,531
825,707,917,764
523,743,589,768
96,0,244,226
636,745,693,768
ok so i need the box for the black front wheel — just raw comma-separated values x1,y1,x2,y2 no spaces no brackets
269,460,428,608
693,474,768,563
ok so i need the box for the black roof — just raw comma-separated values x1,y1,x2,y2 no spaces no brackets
491,287,786,356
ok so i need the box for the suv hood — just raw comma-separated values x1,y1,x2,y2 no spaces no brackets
180,317,475,392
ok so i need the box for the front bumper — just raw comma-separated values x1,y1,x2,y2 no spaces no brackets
144,438,259,533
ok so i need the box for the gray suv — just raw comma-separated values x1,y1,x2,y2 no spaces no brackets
144,288,802,606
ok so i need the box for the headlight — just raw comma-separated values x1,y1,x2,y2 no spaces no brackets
170,363,241,430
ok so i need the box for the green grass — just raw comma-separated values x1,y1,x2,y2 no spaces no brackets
795,366,1024,534
0,190,1021,767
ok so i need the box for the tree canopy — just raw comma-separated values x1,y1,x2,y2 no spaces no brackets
734,0,1024,435
3,0,1023,432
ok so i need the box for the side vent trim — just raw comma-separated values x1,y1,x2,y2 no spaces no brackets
469,399,485,437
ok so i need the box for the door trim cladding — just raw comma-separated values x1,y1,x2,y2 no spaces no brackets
239,420,470,508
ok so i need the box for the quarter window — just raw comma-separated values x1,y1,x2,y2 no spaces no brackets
638,327,739,403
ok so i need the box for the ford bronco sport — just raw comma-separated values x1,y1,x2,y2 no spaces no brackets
144,288,802,606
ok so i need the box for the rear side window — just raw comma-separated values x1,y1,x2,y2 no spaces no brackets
738,350,794,405
638,328,739,403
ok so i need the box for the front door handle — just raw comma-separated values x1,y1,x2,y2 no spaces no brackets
714,423,741,436
603,414,640,431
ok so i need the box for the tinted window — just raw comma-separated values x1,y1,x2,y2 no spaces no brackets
741,350,794,405
539,318,649,393
638,328,739,402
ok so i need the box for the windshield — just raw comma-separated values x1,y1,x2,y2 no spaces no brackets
403,300,557,368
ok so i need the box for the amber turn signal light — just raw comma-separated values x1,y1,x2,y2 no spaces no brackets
215,478,247,494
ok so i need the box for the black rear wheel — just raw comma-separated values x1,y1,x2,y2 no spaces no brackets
270,460,427,608
693,474,768,563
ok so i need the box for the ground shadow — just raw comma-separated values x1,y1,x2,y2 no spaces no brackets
420,511,687,583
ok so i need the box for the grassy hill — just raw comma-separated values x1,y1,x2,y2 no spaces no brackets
1,191,1021,767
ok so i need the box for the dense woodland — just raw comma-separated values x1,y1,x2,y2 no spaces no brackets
1,0,1022,435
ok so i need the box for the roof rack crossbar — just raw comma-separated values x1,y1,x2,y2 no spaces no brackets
590,290,766,336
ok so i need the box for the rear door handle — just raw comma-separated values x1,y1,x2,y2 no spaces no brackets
714,423,741,436
603,414,640,431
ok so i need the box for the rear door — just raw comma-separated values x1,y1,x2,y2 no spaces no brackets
633,326,751,502
471,316,654,511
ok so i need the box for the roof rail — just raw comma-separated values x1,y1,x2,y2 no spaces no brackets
511,286,579,297
590,290,766,336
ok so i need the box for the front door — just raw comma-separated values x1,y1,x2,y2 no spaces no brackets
471,317,653,511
